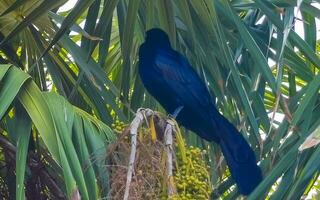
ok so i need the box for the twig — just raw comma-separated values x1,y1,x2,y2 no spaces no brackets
107,127,130,157
123,108,153,200
0,134,65,199
164,118,176,197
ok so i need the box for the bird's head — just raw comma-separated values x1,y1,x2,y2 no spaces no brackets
145,28,171,48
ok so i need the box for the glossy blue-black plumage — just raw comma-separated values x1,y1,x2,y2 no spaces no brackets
138,28,262,195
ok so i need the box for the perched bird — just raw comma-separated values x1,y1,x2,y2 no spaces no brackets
138,28,262,195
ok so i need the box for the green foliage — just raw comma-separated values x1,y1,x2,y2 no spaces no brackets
0,64,115,199
0,0,319,199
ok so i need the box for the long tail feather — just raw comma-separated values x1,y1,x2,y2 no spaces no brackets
218,118,262,195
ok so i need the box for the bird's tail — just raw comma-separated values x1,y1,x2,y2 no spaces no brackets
217,118,262,195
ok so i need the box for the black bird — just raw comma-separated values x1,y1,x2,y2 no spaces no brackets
138,28,262,195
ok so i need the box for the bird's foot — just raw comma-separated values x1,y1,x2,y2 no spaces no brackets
168,106,184,119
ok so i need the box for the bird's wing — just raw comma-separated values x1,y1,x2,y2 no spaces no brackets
154,49,215,115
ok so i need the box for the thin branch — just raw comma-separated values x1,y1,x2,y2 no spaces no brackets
123,108,153,200
0,134,65,199
164,118,176,197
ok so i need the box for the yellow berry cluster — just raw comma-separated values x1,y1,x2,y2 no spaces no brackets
171,146,212,200
111,120,127,133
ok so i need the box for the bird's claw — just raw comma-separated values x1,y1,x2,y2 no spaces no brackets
169,106,184,119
